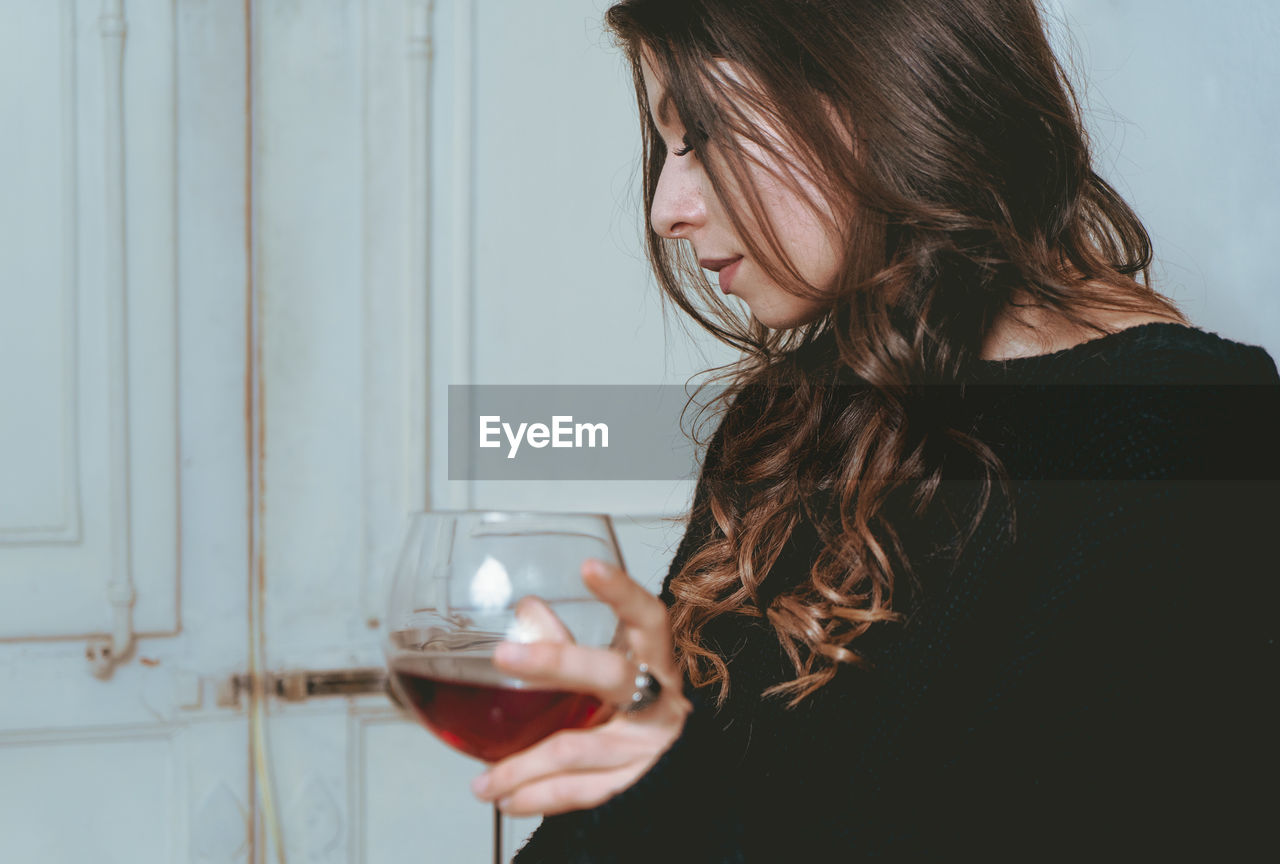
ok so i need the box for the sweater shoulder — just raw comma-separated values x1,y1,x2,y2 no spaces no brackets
1101,322,1279,384
967,332,1280,487
976,322,1280,385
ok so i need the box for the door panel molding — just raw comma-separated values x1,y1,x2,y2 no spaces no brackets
0,0,82,545
0,0,180,642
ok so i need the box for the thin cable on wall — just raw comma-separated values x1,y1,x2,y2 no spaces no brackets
245,0,286,858
249,570,287,864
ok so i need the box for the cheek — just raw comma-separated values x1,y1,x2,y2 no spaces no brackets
729,139,840,269
757,177,842,285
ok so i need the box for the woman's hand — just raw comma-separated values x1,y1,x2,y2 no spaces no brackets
470,558,692,817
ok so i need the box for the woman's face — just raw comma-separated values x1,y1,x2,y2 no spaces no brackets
639,53,839,330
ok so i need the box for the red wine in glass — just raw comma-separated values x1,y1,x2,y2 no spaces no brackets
390,654,606,762
383,511,626,863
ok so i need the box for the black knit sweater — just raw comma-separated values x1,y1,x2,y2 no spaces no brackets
516,323,1280,862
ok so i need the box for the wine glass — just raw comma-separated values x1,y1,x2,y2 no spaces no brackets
383,510,625,863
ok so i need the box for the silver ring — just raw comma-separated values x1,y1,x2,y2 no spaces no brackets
623,663,663,713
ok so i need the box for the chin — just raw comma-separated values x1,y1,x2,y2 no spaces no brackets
755,315,798,330
751,305,827,331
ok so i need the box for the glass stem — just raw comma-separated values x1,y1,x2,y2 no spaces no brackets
493,803,503,864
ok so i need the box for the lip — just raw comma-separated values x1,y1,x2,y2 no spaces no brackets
700,256,744,294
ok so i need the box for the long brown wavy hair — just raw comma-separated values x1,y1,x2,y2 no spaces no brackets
604,0,1186,706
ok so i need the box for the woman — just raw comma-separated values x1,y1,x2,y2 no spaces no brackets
472,1,1279,859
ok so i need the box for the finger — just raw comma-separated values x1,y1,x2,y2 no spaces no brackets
581,559,675,668
492,640,635,702
473,726,635,803
512,595,575,644
497,765,642,818
582,559,665,631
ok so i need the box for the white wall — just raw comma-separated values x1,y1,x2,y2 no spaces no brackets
1048,0,1280,355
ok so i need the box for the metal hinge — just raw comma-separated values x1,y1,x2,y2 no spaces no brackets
216,667,401,709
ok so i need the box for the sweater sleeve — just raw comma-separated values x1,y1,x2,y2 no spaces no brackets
514,413,753,864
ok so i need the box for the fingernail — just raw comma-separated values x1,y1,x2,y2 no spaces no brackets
585,558,609,578
494,642,527,665
471,774,490,797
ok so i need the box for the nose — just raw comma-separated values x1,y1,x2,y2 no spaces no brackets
650,156,706,240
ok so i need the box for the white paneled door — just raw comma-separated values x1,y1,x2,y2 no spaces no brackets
2,1,710,862
1,0,251,862
248,0,536,860
249,0,708,860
